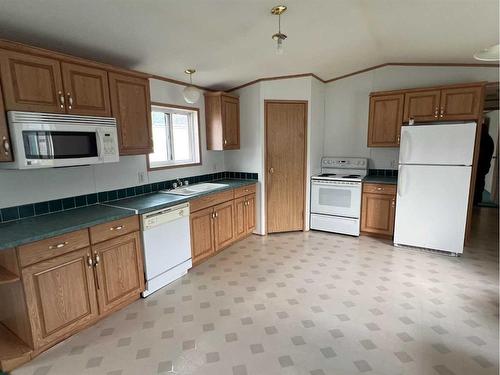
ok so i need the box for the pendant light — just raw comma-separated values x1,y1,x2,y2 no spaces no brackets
473,44,500,61
271,5,287,55
183,69,200,104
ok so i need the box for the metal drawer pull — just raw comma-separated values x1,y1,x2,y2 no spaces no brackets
49,241,68,250
110,225,124,231
87,254,94,268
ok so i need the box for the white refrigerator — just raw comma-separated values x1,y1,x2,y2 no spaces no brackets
394,122,477,254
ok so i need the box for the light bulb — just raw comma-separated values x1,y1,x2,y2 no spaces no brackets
276,38,284,55
183,85,200,104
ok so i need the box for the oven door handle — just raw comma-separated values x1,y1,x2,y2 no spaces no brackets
312,181,361,188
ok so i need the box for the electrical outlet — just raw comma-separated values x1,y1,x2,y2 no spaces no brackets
138,171,146,183
390,159,398,168
213,163,218,171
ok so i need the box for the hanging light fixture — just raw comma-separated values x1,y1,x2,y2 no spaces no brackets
183,69,200,104
473,44,500,61
271,5,287,55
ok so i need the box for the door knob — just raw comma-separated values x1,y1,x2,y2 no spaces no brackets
269,167,274,174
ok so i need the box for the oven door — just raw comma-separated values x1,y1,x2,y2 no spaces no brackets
11,123,102,169
311,180,361,218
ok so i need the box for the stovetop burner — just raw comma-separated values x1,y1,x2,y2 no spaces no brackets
342,174,361,179
318,173,337,177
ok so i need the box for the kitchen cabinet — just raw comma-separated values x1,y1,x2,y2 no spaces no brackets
439,86,484,121
109,72,153,155
214,200,235,251
403,90,441,122
190,206,216,264
234,193,256,240
205,92,240,150
21,247,99,350
61,62,111,116
367,93,404,147
361,183,396,238
0,50,65,113
92,232,144,315
0,84,12,162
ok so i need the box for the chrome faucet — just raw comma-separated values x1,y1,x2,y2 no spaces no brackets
176,178,183,187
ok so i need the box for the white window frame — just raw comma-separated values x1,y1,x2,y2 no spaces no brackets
148,104,201,169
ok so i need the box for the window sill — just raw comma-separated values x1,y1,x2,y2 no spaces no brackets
147,161,202,171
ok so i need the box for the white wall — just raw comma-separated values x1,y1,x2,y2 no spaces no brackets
324,65,499,170
0,78,225,208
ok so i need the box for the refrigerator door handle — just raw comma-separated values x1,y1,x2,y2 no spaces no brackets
401,131,411,163
398,166,405,197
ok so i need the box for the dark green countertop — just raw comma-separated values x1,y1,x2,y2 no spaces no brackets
105,179,258,214
363,176,398,185
0,205,135,250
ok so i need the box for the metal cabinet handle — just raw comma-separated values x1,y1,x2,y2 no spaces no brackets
110,225,124,231
376,187,383,191
434,107,439,118
269,167,274,174
58,91,65,108
87,254,94,268
397,135,400,144
439,107,444,118
391,199,396,208
2,136,9,156
214,211,218,218
49,241,68,250
67,93,73,109
94,252,100,266
224,139,228,145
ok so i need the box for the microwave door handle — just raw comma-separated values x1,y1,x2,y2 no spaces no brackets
48,133,55,159
95,130,103,161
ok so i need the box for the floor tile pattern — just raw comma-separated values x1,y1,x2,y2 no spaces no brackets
13,209,499,375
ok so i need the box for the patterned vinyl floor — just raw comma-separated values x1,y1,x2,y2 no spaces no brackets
13,208,499,375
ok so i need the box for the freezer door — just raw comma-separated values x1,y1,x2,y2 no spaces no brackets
399,122,476,165
394,164,471,254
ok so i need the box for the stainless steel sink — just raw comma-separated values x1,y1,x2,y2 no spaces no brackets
159,182,228,196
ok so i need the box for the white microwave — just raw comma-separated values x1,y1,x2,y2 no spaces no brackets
0,111,119,169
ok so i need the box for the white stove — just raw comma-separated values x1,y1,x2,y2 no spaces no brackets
310,157,368,236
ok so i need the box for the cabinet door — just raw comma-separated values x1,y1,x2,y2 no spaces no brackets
0,50,65,112
440,86,483,121
214,200,235,251
109,72,153,155
361,193,396,237
403,90,441,122
0,84,12,161
222,95,240,149
234,197,247,240
245,193,256,234
190,206,215,264
367,94,404,147
93,232,144,315
22,248,98,349
61,62,111,116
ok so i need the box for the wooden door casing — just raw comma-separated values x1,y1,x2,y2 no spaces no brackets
368,94,404,147
265,101,307,233
361,193,396,237
222,95,240,149
440,86,483,121
0,50,65,113
234,197,247,240
190,206,216,264
21,248,99,349
61,62,111,116
403,90,441,122
93,232,144,315
214,200,235,251
0,84,12,161
109,72,153,155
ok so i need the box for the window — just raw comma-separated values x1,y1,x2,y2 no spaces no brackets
148,105,200,169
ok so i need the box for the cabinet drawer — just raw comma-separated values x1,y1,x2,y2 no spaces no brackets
18,229,90,267
190,190,234,213
233,184,256,199
89,215,139,244
363,183,397,195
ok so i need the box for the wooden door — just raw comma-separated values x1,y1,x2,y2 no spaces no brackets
367,94,404,147
403,90,441,122
61,62,111,116
361,193,396,237
0,50,64,112
245,193,256,234
190,207,215,264
22,248,99,349
93,232,144,314
234,197,247,240
109,72,153,155
0,85,12,162
265,101,307,233
214,200,235,251
440,86,483,121
222,95,240,149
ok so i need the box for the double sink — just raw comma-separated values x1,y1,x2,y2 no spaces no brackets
159,182,228,196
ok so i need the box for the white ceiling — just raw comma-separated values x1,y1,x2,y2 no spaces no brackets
0,0,498,90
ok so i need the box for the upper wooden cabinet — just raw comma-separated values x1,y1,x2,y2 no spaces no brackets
0,50,65,113
439,86,484,121
0,84,12,162
205,92,240,150
61,62,111,116
403,89,441,122
367,94,404,147
109,72,153,155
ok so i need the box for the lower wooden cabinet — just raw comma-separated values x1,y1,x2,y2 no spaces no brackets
190,207,216,264
361,183,396,238
92,232,144,315
234,194,256,240
21,247,99,350
214,200,235,252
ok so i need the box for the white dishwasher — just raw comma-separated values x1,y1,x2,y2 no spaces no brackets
141,202,192,297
